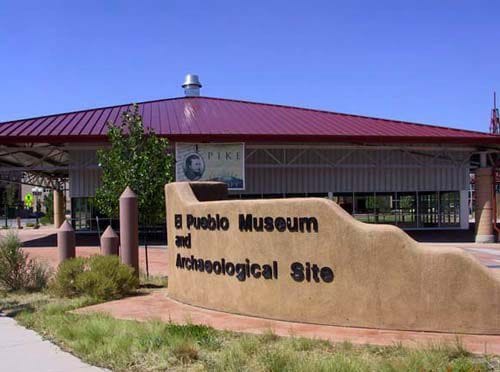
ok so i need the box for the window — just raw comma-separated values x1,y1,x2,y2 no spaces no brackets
332,194,353,214
439,191,460,227
71,197,95,230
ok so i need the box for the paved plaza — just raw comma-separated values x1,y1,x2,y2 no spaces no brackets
18,226,500,280
4,227,500,356
25,246,167,277
22,242,500,280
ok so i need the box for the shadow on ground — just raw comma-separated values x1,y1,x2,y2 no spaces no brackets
21,232,169,247
407,225,476,243
22,233,101,247
19,225,479,247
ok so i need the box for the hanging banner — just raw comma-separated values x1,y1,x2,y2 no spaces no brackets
175,143,245,190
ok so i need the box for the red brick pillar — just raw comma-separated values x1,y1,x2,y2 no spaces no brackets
475,167,494,243
57,220,75,264
101,226,119,256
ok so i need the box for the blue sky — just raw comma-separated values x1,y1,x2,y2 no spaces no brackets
1,1,499,131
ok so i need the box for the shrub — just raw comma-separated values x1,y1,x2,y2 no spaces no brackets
51,255,139,301
75,256,139,300
25,222,35,228
40,215,52,226
30,260,50,289
0,232,51,291
49,257,85,297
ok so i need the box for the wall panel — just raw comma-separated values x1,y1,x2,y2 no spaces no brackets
69,147,471,197
69,151,102,198
243,147,470,195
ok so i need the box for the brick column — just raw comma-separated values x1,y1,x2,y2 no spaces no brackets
475,167,494,243
120,187,139,274
101,226,119,256
57,220,75,264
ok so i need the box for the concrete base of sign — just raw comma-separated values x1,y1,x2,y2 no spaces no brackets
166,182,500,335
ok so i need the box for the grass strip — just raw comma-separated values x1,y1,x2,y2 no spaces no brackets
1,291,497,372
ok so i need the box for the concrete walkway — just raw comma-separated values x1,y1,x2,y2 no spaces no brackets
0,316,106,372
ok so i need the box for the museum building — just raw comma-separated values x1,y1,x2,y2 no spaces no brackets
0,75,499,242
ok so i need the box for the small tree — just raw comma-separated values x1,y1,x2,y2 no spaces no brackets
2,183,18,222
43,192,54,224
95,105,174,224
4,183,18,207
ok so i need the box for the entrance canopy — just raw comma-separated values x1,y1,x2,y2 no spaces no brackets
0,143,68,189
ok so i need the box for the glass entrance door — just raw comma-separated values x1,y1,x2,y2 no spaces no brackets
418,192,439,227
394,192,417,228
439,191,460,227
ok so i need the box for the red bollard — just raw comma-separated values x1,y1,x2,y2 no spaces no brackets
57,220,75,264
101,225,119,256
119,187,139,274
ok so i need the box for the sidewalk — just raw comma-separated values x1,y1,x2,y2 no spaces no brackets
0,316,106,372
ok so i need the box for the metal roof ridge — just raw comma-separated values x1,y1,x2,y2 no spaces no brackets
0,95,496,138
193,96,495,137
0,96,188,125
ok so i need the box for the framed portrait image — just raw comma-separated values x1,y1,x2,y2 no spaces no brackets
175,143,245,190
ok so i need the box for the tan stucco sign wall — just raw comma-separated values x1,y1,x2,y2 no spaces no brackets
166,182,500,334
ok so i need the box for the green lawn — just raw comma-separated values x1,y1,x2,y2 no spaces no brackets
1,291,498,372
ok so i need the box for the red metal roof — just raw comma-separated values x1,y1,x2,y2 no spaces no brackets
0,96,498,145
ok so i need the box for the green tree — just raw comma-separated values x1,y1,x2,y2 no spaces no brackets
43,192,54,224
2,183,18,220
4,183,18,207
95,105,174,224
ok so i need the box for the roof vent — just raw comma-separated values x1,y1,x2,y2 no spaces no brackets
182,74,202,97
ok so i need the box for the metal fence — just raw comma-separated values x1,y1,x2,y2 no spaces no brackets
69,217,168,246
0,206,168,245
0,203,46,228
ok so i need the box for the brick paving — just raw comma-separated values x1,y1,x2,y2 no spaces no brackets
22,242,500,279
432,243,500,280
7,227,167,276
9,228,500,354
77,290,500,355
25,246,167,277
9,227,500,277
